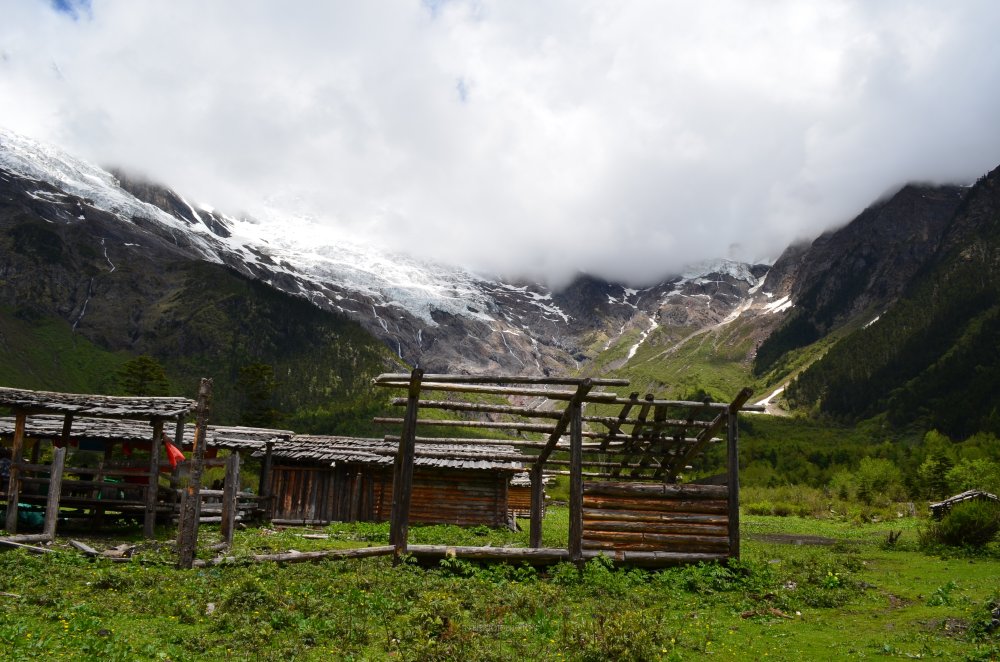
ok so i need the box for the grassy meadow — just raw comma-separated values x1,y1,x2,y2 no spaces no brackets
0,503,997,661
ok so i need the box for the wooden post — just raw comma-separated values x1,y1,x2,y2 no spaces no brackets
727,406,740,560
568,398,584,565
144,418,164,539
220,453,240,545
389,368,422,562
177,378,212,569
4,412,27,533
529,465,545,548
42,446,66,539
258,441,274,519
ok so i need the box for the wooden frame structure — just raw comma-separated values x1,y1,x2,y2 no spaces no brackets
374,371,758,566
0,383,291,549
0,387,195,539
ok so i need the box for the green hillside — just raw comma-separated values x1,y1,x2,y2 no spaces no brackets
786,169,1000,438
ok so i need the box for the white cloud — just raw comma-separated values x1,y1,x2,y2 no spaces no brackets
2,0,1000,286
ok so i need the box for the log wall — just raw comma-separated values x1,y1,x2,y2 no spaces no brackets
507,485,536,520
375,468,509,528
269,464,509,528
582,481,731,558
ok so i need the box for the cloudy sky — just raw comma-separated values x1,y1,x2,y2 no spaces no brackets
3,0,1000,286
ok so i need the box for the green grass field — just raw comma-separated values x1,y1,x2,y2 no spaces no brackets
0,508,997,661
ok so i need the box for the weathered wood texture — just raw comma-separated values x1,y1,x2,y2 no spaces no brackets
0,387,194,419
42,447,66,539
177,378,212,569
220,453,240,545
268,464,510,528
582,481,732,556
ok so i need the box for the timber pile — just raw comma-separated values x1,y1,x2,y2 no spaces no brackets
582,481,729,556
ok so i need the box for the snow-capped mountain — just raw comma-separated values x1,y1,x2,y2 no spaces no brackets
0,127,783,375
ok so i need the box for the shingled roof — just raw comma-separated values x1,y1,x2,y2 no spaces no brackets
257,435,530,472
0,415,292,450
0,386,195,419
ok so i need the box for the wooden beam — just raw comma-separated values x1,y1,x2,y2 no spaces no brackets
374,380,618,402
533,380,593,468
42,446,66,539
374,417,558,434
144,418,164,539
220,453,240,545
375,373,629,387
669,387,752,480
391,398,564,420
611,394,653,477
727,405,740,560
529,465,544,548
259,441,274,519
177,378,213,569
389,369,422,562
599,392,638,451
569,399,584,564
4,412,26,534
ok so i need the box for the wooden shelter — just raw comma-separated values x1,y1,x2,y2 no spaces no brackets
258,435,528,527
0,386,194,538
0,386,290,538
373,371,759,567
930,489,1000,519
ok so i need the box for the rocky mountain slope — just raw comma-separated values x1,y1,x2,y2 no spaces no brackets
0,127,780,384
5,126,996,436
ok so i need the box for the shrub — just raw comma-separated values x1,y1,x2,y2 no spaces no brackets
923,500,1000,548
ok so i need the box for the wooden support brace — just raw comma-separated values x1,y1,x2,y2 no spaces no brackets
4,412,26,534
144,418,164,539
389,368,422,562
727,406,740,560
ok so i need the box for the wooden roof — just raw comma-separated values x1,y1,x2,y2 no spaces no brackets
0,386,194,419
258,435,529,473
0,415,292,451
929,489,1000,517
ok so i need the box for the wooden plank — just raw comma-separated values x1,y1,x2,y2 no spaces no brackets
42,446,66,539
4,412,27,534
69,539,99,556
